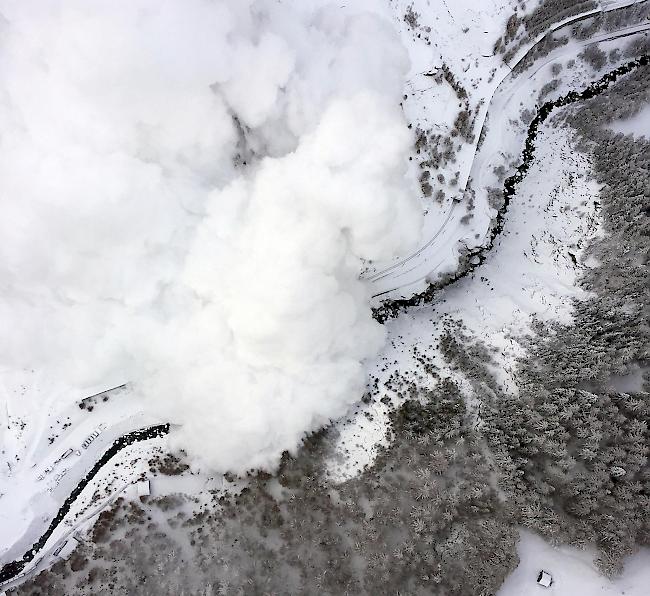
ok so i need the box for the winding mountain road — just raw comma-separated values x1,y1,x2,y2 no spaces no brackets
366,0,649,301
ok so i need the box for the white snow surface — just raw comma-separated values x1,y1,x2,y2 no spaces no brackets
1,3,649,591
498,531,650,596
366,1,650,301
0,382,160,561
329,121,603,481
364,0,523,299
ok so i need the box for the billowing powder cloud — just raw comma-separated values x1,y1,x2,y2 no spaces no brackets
0,0,423,471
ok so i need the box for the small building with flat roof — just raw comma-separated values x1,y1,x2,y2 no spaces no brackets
136,479,151,497
536,570,553,588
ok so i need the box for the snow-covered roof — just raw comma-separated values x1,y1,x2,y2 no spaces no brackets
136,479,151,497
52,538,78,560
537,570,553,588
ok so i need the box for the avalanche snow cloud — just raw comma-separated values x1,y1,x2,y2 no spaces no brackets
0,0,423,471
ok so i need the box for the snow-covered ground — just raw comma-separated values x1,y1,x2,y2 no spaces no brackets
364,0,523,298
472,28,650,211
329,121,602,480
2,1,649,591
0,439,163,593
497,531,650,596
0,383,162,564
367,2,650,300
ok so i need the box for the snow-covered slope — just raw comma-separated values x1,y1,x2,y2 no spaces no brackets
498,531,650,596
367,0,650,300
329,121,602,481
2,1,649,592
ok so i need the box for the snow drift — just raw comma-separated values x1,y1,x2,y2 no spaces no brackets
0,0,423,471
